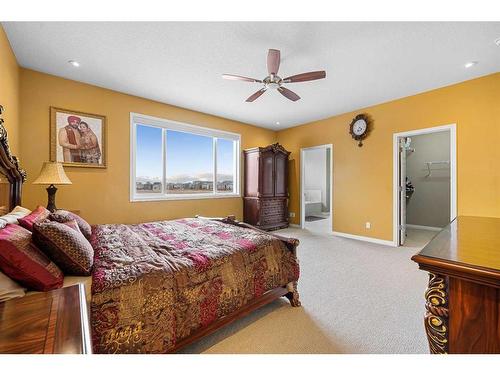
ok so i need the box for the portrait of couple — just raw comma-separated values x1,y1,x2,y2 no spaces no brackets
51,108,106,168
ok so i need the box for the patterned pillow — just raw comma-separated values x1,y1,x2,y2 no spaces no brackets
60,219,82,233
49,210,92,240
18,206,51,232
33,221,94,276
0,224,64,291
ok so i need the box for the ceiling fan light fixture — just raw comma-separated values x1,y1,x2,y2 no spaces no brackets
266,82,281,90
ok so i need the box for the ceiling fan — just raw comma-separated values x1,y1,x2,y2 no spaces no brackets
222,49,326,102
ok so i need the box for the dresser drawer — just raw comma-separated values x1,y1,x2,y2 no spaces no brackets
260,199,286,214
259,199,287,224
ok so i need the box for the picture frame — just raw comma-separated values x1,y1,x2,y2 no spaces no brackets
50,107,107,168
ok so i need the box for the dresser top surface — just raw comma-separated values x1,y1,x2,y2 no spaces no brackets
412,216,500,280
0,284,90,354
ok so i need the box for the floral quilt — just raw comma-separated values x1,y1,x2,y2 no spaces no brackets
90,218,299,353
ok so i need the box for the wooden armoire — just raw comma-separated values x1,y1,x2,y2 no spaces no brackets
243,143,290,231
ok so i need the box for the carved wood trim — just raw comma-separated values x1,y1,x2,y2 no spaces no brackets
424,273,449,354
285,281,301,307
244,142,291,156
0,105,26,210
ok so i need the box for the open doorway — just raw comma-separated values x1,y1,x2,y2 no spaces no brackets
300,144,333,233
393,125,456,247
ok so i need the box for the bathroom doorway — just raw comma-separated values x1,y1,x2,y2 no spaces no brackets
300,144,333,233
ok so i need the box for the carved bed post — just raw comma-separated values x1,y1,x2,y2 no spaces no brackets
424,273,449,354
0,105,27,210
285,281,301,307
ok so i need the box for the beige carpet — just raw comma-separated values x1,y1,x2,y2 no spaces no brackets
179,227,437,354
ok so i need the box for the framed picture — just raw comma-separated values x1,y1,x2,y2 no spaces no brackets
50,107,106,168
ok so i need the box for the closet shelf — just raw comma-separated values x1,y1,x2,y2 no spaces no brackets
424,160,450,177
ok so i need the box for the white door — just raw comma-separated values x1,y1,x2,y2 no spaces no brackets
398,137,407,245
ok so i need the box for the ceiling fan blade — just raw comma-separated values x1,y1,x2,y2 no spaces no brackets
277,87,300,101
267,49,280,75
283,71,326,83
222,74,262,83
245,88,267,102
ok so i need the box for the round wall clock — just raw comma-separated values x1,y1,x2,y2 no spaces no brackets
349,114,370,147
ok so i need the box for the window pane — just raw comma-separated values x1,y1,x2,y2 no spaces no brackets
135,125,163,194
216,138,235,193
166,130,213,194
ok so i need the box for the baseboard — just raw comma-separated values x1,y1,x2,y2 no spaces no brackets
406,224,442,232
332,231,396,247
289,223,300,228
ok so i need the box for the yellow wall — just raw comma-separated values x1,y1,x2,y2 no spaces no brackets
7,23,500,235
0,26,20,154
19,69,276,224
277,73,500,241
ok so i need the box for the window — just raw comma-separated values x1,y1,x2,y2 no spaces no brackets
131,113,240,201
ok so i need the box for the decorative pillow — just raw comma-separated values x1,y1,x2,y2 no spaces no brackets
60,219,82,234
49,210,92,240
33,221,94,276
0,270,26,302
0,224,64,291
0,206,32,228
18,206,51,232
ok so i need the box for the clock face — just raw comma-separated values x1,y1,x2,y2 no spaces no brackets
352,119,367,136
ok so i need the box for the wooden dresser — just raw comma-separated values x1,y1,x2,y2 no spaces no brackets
411,216,500,354
0,284,92,354
243,143,290,231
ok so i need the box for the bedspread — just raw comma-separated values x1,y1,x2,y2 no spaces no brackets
90,218,299,353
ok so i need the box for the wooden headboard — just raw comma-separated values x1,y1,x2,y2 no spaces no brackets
0,105,26,212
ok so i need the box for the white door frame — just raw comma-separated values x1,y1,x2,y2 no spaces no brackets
300,144,333,230
392,124,457,246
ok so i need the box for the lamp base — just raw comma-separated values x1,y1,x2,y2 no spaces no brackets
46,184,58,213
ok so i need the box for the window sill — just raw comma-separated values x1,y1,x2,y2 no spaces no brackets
130,193,241,202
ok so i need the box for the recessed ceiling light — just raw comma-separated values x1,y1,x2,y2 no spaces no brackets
495,38,500,47
464,61,478,68
68,60,80,67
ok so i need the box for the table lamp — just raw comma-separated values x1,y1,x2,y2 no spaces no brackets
33,162,72,212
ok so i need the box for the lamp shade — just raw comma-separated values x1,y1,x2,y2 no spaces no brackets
33,162,72,185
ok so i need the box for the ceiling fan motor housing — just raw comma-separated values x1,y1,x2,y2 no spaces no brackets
264,74,282,89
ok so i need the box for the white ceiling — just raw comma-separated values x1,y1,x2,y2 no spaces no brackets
3,22,500,130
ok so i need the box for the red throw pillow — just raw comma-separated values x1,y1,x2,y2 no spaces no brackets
0,224,64,291
18,206,51,232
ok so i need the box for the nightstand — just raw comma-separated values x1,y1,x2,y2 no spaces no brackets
0,284,91,354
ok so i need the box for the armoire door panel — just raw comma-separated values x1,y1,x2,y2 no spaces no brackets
244,152,260,197
260,151,275,197
274,153,287,197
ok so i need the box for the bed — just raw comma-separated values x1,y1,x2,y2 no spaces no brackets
0,104,301,354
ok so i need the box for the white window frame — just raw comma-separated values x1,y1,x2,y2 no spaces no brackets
130,112,241,202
